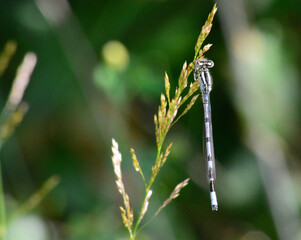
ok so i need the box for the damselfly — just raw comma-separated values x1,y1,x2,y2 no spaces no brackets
194,59,218,211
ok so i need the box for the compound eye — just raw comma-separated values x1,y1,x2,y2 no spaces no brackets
195,59,214,68
195,60,202,68
195,60,206,68
206,60,214,68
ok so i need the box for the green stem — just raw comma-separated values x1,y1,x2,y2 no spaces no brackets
132,62,194,239
0,162,6,240
132,148,162,237
132,191,147,237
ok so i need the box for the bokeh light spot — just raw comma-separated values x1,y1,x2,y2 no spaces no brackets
102,41,130,71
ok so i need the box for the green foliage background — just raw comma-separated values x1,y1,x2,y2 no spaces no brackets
0,1,300,239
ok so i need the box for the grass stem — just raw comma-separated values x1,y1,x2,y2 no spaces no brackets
0,164,6,240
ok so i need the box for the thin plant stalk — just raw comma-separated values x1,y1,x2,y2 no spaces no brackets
112,4,217,240
0,164,6,240
133,7,217,236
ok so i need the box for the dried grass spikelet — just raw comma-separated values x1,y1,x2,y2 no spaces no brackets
179,81,200,107
196,43,213,63
155,56,201,137
174,94,200,125
202,43,212,54
148,143,172,192
151,58,200,186
164,72,170,103
166,96,181,130
121,193,134,230
154,114,159,147
194,3,217,60
181,94,199,116
152,142,172,172
112,139,123,194
120,206,128,228
178,61,188,90
120,200,133,230
160,94,167,118
154,178,190,217
130,148,146,185
148,153,163,191
161,143,172,167
112,139,134,234
137,189,152,225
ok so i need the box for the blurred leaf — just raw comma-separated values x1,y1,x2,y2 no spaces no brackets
93,64,127,103
0,41,17,76
13,176,60,218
